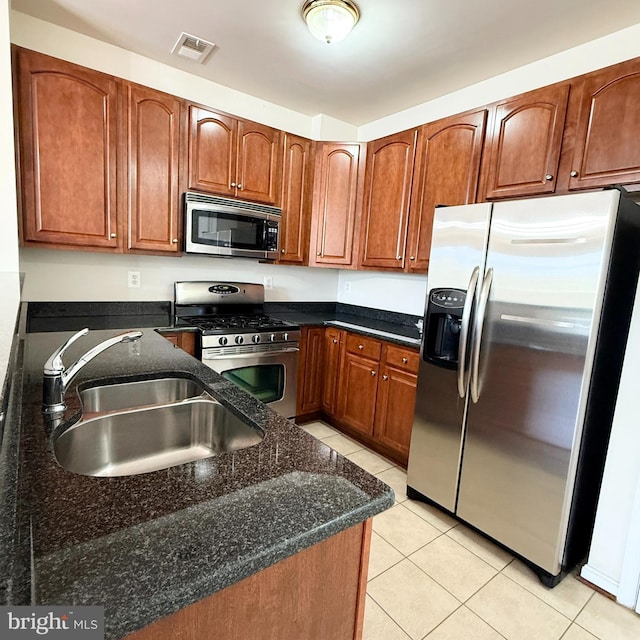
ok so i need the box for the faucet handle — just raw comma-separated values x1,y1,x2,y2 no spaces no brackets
43,327,89,375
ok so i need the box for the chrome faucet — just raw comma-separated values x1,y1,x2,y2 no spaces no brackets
42,328,143,413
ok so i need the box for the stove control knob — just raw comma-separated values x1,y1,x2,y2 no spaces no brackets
252,335,261,344
269,333,276,342
283,332,289,341
235,335,244,345
219,336,228,346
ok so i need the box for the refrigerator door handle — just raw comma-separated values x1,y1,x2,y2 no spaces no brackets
470,267,493,403
457,266,480,398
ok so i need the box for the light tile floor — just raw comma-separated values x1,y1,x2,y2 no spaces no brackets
300,421,640,640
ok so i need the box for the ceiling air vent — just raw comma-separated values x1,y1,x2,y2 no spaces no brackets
171,32,215,63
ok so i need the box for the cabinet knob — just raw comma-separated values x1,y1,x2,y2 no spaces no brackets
230,182,236,187
410,256,415,261
382,374,388,381
332,339,338,344
316,252,321,256
371,370,377,376
110,233,116,238
402,357,408,364
396,255,402,260
358,344,364,350
545,174,553,181
281,249,285,254
237,183,243,189
172,238,178,243
570,170,579,178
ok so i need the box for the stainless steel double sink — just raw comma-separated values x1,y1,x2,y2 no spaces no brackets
54,377,264,477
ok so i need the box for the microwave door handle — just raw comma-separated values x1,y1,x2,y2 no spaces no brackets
457,266,480,399
470,267,493,404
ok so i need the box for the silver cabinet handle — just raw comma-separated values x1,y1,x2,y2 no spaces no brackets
470,268,493,404
110,233,116,238
382,374,388,381
371,370,377,376
332,339,338,344
237,183,243,189
172,238,178,243
230,182,236,187
358,344,364,350
316,252,321,256
545,174,553,181
396,255,402,260
570,170,579,177
281,249,285,254
410,256,415,261
457,266,480,399
401,357,408,364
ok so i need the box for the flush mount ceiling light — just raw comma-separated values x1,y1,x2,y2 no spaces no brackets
302,0,360,44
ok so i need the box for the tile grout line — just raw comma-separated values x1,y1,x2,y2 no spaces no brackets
365,592,414,640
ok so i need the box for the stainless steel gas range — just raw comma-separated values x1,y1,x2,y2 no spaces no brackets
174,281,300,418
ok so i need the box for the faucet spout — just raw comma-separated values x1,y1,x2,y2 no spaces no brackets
43,329,143,414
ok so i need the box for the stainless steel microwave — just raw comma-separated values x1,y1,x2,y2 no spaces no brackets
184,192,281,259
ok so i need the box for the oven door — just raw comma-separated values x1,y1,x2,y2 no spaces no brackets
201,346,298,419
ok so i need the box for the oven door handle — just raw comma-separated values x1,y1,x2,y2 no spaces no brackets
202,347,299,359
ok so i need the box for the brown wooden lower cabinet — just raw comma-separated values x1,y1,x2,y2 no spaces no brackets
124,519,372,640
297,326,419,466
158,330,196,357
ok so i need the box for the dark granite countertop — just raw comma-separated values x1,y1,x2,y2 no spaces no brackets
2,328,394,639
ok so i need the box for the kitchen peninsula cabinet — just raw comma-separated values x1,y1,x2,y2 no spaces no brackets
407,109,487,273
127,84,184,253
15,48,121,250
188,106,282,205
358,129,418,270
567,58,640,190
278,133,314,265
480,83,570,199
309,143,366,268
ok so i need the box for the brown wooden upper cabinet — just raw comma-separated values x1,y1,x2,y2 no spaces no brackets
127,84,184,253
568,58,640,190
278,133,314,265
358,129,418,270
480,83,570,199
188,106,282,205
407,109,487,273
309,142,366,268
15,48,121,250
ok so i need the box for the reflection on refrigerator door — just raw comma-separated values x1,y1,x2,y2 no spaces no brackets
407,190,640,586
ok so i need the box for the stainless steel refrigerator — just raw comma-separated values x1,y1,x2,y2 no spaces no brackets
407,189,640,586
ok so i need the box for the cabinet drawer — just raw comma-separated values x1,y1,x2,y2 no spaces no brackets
345,334,382,360
384,344,419,373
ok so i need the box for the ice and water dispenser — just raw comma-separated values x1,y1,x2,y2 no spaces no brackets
422,288,466,369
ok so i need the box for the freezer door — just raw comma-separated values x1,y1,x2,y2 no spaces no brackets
456,190,620,575
407,203,492,512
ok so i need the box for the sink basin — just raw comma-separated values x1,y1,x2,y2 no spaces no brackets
54,398,264,477
79,377,209,413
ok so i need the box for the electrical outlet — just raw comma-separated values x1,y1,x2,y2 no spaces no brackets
264,276,273,290
128,271,141,288
344,281,352,293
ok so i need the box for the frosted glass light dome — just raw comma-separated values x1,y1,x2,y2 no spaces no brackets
302,0,360,44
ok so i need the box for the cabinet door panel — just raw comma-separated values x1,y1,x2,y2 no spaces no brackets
408,109,486,272
128,85,182,252
570,60,640,189
374,365,417,463
322,328,344,415
310,144,364,267
297,327,325,415
189,107,236,196
17,49,120,248
337,352,378,437
359,130,417,270
237,120,282,205
482,84,569,199
279,134,313,264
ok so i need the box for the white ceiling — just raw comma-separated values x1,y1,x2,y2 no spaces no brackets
11,0,640,126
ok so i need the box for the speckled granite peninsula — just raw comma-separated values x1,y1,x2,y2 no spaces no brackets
1,327,394,640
